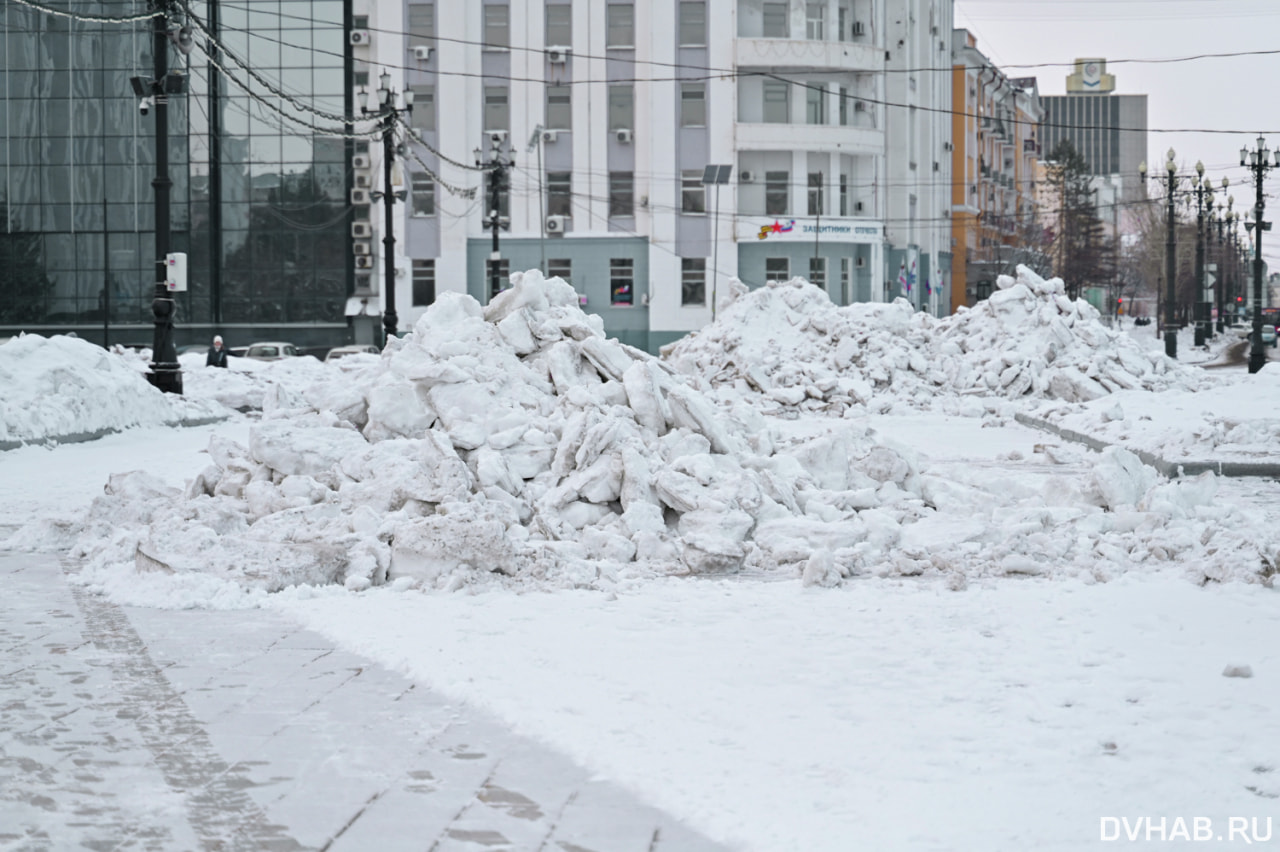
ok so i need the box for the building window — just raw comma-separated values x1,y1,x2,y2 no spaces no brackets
806,2,825,39
412,259,436,306
679,1,707,46
484,86,509,133
547,171,572,217
805,83,825,125
546,84,572,130
546,3,572,45
765,257,789,282
681,170,706,213
408,3,435,46
681,258,706,305
607,3,634,47
809,256,827,289
609,171,634,217
548,257,572,287
487,258,511,298
608,85,634,131
681,84,706,127
839,173,849,215
765,170,788,215
762,2,789,37
763,80,789,123
483,4,509,49
411,173,435,216
840,257,851,304
808,172,823,215
410,86,435,132
837,0,852,41
839,86,849,125
610,258,635,304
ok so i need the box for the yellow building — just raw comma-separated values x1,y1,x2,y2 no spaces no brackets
950,31,1045,312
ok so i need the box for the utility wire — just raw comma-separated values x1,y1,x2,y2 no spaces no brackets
4,0,157,24
211,0,1280,77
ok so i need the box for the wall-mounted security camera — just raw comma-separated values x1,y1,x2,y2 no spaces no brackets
139,96,153,116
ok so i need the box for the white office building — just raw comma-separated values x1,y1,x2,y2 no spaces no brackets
352,0,953,351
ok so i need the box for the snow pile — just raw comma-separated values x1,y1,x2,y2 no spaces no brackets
21,271,1275,595
47,272,920,591
664,266,1211,416
0,334,227,446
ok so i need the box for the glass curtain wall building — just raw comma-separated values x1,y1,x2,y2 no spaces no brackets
0,0,354,347
0,0,187,332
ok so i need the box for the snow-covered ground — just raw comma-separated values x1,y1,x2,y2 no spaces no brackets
3,267,1280,850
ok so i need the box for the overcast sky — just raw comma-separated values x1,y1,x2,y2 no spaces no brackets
954,0,1280,264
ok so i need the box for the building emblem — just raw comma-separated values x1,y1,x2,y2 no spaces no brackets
757,219,796,240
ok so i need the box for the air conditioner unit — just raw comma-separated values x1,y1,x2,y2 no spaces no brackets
739,170,756,183
852,21,866,36
354,172,372,188
616,128,632,143
351,188,371,205
545,215,568,233
353,241,372,256
542,129,559,143
352,221,372,238
943,141,954,151
855,256,866,268
855,201,864,212
352,154,371,169
349,29,371,46
933,161,940,172
355,255,374,269
547,45,571,63
413,45,433,61
488,130,507,145
854,100,867,112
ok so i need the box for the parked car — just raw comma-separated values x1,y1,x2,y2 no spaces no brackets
244,341,298,361
1246,324,1277,347
324,344,379,363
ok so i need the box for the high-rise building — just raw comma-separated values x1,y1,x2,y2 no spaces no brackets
1038,58,1147,210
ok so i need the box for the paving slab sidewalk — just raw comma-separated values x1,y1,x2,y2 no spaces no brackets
0,552,732,852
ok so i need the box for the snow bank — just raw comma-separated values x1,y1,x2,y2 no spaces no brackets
0,334,226,446
25,271,1275,596
1033,364,1278,465
663,265,1212,416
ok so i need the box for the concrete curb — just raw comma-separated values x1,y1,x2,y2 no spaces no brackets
1014,412,1280,479
0,415,229,453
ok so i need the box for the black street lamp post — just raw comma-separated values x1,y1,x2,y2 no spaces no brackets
360,70,414,347
1191,161,1221,347
1215,196,1232,334
133,2,192,394
474,134,516,301
1139,149,1183,359
1241,135,1279,374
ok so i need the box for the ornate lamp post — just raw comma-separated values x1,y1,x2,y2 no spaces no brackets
1214,195,1232,334
360,70,414,347
474,134,517,302
1139,149,1183,358
1191,162,1220,346
1241,135,1279,374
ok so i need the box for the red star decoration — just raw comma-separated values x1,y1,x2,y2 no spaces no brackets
772,221,783,233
